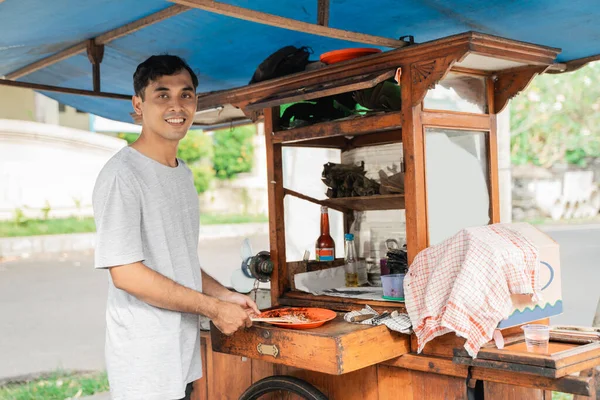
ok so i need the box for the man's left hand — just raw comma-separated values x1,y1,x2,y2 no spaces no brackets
221,291,260,316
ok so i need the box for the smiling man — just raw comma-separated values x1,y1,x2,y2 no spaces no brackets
92,55,259,400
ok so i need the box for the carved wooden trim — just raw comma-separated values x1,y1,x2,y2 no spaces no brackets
409,54,460,108
493,66,547,114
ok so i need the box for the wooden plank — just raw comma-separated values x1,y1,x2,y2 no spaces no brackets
382,353,469,378
5,42,88,80
265,107,287,306
171,0,405,48
210,316,410,375
193,332,210,400
411,370,467,399
283,188,351,213
327,366,379,399
5,5,189,80
96,5,189,44
454,356,558,377
487,76,501,223
273,111,402,144
0,78,131,100
412,332,466,358
324,194,405,211
402,65,428,265
282,128,402,150
471,368,595,396
377,365,414,400
208,351,252,399
246,70,395,111
280,291,407,313
343,129,403,150
484,381,545,400
420,110,491,131
317,0,330,26
458,341,600,370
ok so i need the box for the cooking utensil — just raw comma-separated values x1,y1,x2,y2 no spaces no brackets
350,314,377,323
254,308,337,329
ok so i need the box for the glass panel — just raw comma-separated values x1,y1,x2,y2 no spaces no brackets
424,73,487,113
425,128,490,245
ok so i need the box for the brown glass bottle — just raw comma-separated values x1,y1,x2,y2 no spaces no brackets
315,206,335,261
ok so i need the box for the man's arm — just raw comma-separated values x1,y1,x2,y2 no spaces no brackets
110,262,251,334
202,271,261,315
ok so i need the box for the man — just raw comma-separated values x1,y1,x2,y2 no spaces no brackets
93,55,259,400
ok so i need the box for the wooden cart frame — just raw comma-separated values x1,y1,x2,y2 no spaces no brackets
195,32,600,399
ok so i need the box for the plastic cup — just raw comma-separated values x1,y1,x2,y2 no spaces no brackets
381,273,405,301
521,324,550,354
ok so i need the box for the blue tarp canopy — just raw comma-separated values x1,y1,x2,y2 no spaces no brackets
1,0,600,124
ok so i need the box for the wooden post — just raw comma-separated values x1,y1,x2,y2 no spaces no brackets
87,39,105,92
264,108,286,306
401,64,428,263
487,76,501,224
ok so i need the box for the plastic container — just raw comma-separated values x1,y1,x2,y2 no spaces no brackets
381,273,405,301
522,324,550,354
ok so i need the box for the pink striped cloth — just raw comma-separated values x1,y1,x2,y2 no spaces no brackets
404,224,541,358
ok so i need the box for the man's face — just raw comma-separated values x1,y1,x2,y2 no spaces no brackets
132,70,197,141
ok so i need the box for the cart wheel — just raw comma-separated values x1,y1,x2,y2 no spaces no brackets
239,375,328,400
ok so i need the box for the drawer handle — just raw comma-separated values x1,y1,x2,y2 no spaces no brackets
257,343,279,358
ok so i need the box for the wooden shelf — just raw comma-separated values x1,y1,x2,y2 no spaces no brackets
272,111,402,145
280,291,407,314
324,194,405,211
284,189,405,212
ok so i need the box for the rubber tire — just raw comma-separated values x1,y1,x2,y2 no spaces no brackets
239,375,328,400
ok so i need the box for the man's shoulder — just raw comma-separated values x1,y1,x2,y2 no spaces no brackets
94,148,138,189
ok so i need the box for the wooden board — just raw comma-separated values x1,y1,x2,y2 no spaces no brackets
484,381,545,400
272,111,402,144
454,340,600,378
323,194,405,211
210,314,410,375
280,291,407,313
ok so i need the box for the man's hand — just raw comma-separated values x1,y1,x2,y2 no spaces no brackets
212,301,252,335
221,291,261,316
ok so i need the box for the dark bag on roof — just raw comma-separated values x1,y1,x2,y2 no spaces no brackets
249,46,312,84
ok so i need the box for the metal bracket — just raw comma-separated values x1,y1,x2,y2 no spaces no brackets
257,343,279,358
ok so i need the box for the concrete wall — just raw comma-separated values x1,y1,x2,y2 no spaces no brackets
59,105,91,131
0,119,126,220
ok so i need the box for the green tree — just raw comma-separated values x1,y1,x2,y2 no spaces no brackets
117,130,215,193
212,125,255,180
510,61,600,167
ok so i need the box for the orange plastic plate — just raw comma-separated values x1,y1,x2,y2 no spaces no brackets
257,307,337,330
319,47,382,64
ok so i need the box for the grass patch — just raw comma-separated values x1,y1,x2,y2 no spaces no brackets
0,214,268,238
0,217,96,238
553,392,573,400
200,214,268,225
0,370,109,400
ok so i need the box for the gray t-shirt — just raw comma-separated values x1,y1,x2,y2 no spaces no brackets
93,146,203,400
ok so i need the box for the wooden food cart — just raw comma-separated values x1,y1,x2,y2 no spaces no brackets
190,32,600,399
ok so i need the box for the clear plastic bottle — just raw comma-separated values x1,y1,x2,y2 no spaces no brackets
344,234,368,286
344,233,358,287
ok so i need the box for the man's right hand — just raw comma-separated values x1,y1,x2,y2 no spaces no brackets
212,301,252,335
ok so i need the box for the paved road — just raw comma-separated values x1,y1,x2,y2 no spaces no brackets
0,226,598,380
0,234,269,380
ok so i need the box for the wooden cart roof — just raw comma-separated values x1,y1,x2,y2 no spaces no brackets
1,0,599,127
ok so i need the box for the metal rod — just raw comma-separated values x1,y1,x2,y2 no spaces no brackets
0,79,131,100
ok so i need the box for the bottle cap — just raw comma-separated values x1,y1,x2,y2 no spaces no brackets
320,206,328,213
344,233,354,241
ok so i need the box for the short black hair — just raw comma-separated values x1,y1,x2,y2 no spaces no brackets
133,55,198,99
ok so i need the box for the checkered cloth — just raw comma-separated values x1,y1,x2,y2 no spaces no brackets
344,305,413,334
404,224,541,358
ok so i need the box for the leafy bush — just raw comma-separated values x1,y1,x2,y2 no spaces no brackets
212,125,255,180
117,132,138,145
178,130,213,164
511,61,600,167
190,164,215,194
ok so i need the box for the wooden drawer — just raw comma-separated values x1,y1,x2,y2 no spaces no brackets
210,315,410,375
454,336,600,378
